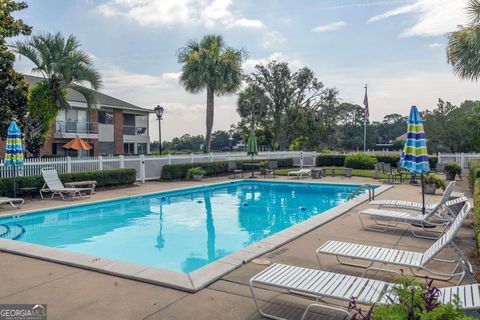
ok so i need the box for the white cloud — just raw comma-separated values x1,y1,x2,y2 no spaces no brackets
95,0,265,29
426,42,443,49
262,31,286,48
227,18,265,29
161,72,182,82
368,0,469,37
312,21,346,33
243,52,303,72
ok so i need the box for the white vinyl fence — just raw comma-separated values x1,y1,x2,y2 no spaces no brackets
437,153,480,170
0,151,317,183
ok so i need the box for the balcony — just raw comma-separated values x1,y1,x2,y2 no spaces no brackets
54,121,99,138
123,126,147,136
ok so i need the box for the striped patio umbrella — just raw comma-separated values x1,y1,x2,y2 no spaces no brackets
4,121,24,198
400,106,430,214
246,129,258,178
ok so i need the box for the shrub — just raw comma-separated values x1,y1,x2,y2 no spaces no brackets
344,153,377,169
445,162,462,175
469,160,480,186
316,154,438,169
0,168,136,198
349,276,474,319
474,179,480,259
160,158,294,180
424,174,446,190
186,167,206,180
316,154,346,167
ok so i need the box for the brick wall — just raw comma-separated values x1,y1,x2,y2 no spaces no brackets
40,122,56,156
114,109,123,155
0,139,5,158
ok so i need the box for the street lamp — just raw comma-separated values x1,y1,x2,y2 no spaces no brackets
154,105,164,155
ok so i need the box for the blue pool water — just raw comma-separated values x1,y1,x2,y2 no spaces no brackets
0,181,362,273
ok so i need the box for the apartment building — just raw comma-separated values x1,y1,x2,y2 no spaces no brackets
24,75,153,157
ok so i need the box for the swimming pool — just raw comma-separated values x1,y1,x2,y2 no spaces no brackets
0,180,386,291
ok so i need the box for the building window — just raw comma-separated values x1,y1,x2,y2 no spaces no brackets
124,143,135,155
99,142,115,155
137,143,148,154
98,111,113,124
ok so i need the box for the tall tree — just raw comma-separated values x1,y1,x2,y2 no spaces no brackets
447,0,480,81
177,34,246,153
0,0,31,137
13,32,101,108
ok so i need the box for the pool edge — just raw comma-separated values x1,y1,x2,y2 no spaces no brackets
0,183,391,293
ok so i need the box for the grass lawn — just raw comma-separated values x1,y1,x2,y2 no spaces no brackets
275,167,389,179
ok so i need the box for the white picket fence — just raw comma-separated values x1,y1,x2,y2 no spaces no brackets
437,153,480,170
0,151,316,183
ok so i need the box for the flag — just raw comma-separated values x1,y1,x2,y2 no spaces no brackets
363,86,369,121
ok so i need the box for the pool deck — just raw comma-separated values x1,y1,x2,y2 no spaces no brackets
0,175,476,320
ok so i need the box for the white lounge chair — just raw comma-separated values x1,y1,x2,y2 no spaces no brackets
0,197,24,209
358,196,468,239
287,168,312,179
250,263,480,320
316,202,471,285
40,168,93,200
369,181,455,212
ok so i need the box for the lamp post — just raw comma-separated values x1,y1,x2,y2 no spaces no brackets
154,105,164,155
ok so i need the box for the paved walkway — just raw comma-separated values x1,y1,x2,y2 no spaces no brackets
0,176,476,320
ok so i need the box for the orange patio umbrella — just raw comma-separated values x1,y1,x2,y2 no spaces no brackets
63,136,92,151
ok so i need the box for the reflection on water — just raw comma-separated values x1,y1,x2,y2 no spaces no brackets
0,181,360,273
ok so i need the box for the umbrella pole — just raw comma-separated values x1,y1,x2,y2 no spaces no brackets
421,172,426,215
13,164,16,199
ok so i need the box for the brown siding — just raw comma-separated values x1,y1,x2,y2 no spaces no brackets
114,109,123,155
40,122,55,156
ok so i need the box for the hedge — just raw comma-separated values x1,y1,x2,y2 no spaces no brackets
316,154,438,168
469,160,480,186
160,158,294,180
474,178,480,256
0,168,137,198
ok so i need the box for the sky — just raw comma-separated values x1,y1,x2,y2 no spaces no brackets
13,0,480,141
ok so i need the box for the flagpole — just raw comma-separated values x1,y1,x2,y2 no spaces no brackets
363,84,368,152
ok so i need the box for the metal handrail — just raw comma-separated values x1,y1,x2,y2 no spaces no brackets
348,184,375,201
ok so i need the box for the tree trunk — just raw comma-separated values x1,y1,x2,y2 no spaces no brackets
204,87,215,153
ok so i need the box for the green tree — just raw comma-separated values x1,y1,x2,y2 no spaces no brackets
0,0,31,137
177,34,246,153
13,32,101,108
24,82,61,156
447,0,480,81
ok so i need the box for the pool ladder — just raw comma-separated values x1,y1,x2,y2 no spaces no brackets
348,184,375,201
0,224,25,240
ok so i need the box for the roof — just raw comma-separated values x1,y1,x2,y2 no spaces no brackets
24,75,153,113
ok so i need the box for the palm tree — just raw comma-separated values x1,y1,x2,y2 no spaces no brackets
177,34,246,153
447,0,480,81
13,32,101,108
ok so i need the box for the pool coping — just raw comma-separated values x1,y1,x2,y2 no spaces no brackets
0,180,391,293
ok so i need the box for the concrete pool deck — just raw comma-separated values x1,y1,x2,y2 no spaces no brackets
0,175,476,320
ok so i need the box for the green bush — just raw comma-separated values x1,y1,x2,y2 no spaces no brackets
186,167,206,180
474,178,480,257
424,174,446,190
0,168,137,198
446,162,462,175
161,158,294,180
469,160,480,186
344,153,378,169
316,154,438,169
316,154,346,167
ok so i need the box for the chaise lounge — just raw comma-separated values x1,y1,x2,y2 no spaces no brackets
40,168,94,200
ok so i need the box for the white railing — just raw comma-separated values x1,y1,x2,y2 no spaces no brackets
0,151,317,183
438,153,480,170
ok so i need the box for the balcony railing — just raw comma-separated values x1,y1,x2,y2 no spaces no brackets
55,121,98,134
123,126,147,136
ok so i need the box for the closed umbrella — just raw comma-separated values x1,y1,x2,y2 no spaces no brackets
4,121,24,198
400,106,430,215
246,129,258,178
